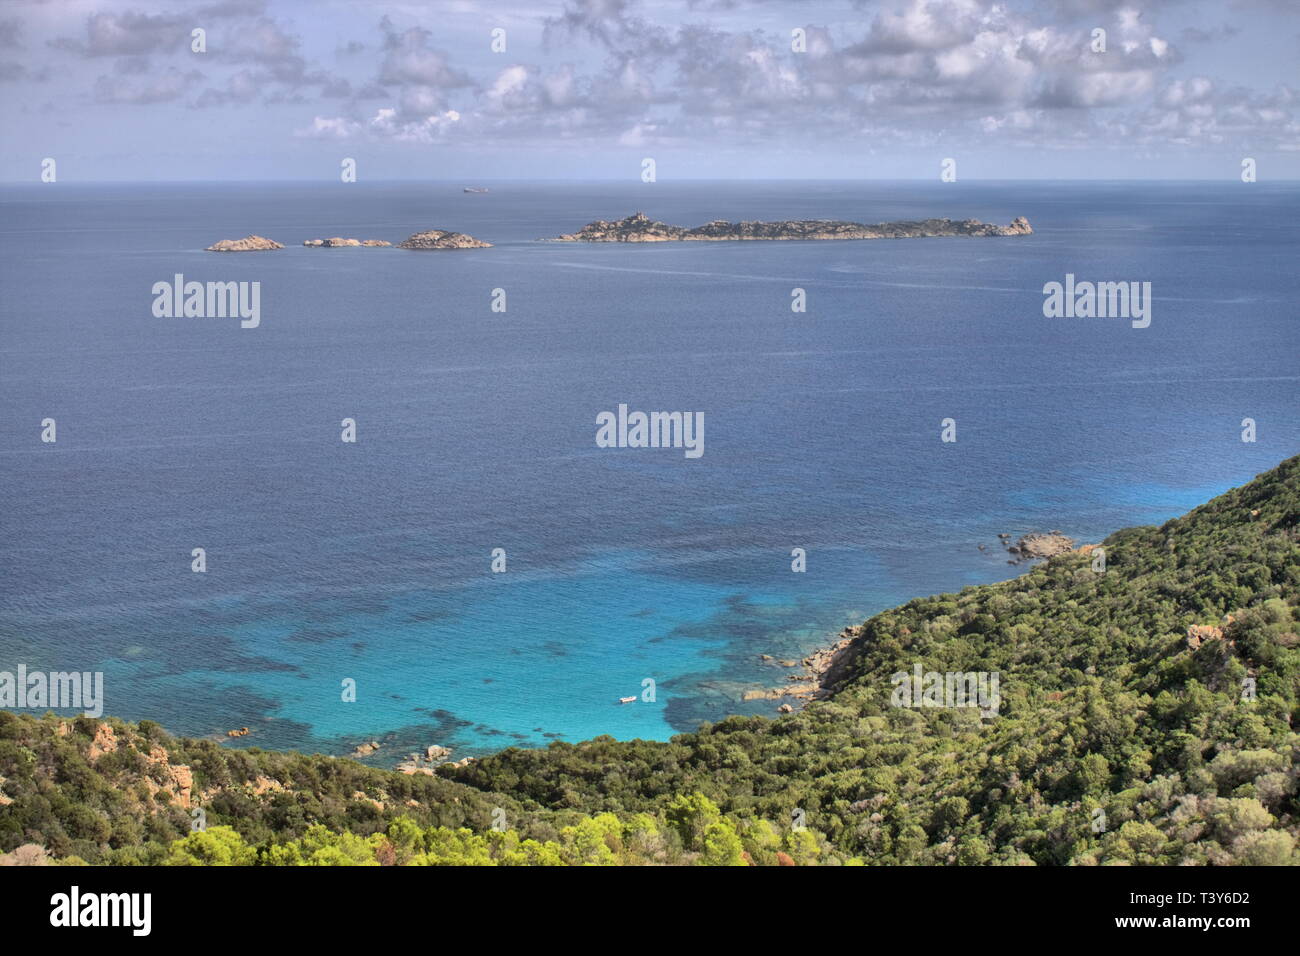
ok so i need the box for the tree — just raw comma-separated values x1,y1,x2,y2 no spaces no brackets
164,826,256,866
700,820,746,866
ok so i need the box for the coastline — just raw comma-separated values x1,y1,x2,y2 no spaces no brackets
745,530,1094,712
746,626,864,711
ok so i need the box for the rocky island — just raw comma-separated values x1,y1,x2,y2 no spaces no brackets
303,237,391,247
205,235,284,252
551,211,1032,242
397,229,492,249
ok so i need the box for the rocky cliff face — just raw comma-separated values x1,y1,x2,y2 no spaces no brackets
74,720,195,808
397,230,491,249
552,211,1033,242
205,235,284,251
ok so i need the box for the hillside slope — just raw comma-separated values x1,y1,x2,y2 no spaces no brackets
445,455,1300,865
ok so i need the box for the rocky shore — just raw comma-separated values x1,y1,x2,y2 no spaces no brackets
1002,531,1077,564
551,211,1032,242
395,744,453,775
745,626,864,712
348,740,473,774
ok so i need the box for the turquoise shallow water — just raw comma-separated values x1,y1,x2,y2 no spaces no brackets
1,180,1297,762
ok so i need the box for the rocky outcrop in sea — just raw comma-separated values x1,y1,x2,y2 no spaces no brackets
303,238,392,247
205,235,284,252
397,230,492,249
551,211,1032,242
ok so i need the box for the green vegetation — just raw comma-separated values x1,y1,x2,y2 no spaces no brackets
2,456,1298,865
157,794,835,866
0,712,845,865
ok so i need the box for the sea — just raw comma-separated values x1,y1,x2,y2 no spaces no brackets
1,179,1297,764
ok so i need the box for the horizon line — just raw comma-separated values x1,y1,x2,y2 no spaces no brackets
3,176,1298,185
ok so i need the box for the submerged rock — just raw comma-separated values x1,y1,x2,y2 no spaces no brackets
397,229,491,249
551,211,1033,242
206,235,283,252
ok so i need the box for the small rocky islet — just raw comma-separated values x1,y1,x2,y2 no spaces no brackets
395,229,491,249
205,235,284,252
303,237,391,247
204,230,491,251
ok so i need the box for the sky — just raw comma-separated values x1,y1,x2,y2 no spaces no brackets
0,0,1297,181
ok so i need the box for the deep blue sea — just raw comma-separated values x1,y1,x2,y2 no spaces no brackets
1,180,1297,764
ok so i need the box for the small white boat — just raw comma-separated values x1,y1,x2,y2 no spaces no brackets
618,696,637,704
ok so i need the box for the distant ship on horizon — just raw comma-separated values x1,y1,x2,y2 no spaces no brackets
463,186,489,194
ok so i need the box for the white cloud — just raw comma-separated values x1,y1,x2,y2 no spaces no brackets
368,106,461,142
295,115,361,139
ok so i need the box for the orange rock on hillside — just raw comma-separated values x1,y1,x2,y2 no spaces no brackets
1186,624,1224,650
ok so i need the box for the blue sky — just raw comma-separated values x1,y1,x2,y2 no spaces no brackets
1,0,1297,180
